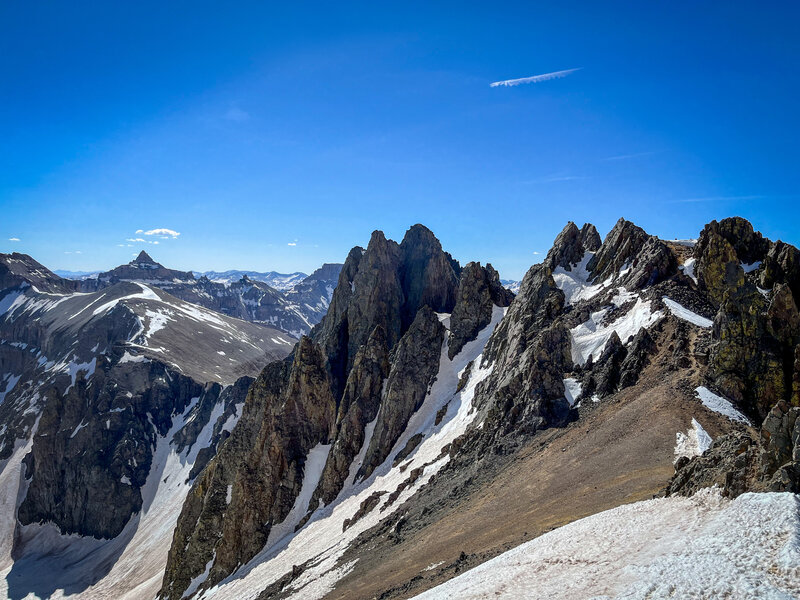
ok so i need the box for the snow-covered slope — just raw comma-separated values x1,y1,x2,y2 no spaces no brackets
414,490,800,600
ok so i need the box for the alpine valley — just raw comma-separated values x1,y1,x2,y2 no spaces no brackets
1,218,799,600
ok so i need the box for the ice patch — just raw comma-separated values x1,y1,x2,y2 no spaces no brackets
674,418,712,463
662,296,713,328
695,386,751,425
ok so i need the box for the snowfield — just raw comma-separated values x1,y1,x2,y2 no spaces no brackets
414,490,800,600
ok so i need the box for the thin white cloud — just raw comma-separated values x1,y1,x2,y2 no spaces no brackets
532,251,541,255
287,242,297,246
126,238,146,242
141,228,180,238
8,237,20,242
603,151,656,161
224,107,250,122
490,68,581,88
64,250,82,254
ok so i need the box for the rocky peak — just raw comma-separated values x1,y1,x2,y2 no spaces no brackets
587,218,677,290
398,224,461,328
761,240,800,302
544,222,601,271
1,252,77,294
314,225,460,399
448,262,514,359
587,219,648,280
132,250,158,267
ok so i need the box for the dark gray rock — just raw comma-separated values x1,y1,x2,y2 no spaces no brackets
448,262,513,359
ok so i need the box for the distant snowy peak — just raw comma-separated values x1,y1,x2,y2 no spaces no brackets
500,279,520,294
197,270,308,290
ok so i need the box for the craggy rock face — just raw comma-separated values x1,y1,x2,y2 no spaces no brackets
160,224,464,599
448,262,514,359
669,400,800,498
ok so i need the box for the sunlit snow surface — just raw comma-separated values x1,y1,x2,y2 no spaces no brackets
197,306,508,600
674,418,712,463
414,490,800,600
570,298,664,366
695,386,751,425
662,297,712,328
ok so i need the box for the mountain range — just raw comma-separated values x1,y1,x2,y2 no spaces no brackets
0,217,798,599
64,252,342,338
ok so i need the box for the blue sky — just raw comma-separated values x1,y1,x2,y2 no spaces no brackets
1,2,798,279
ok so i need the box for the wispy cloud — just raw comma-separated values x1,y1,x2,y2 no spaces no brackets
287,242,297,247
532,251,541,255
126,238,146,242
8,237,20,242
490,68,581,88
523,172,587,184
64,250,82,254
603,151,656,161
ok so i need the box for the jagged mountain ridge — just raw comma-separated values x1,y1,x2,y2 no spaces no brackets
0,217,798,599
159,217,800,600
76,252,343,337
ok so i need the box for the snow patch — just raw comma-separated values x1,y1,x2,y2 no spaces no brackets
695,386,751,425
563,378,582,407
553,253,611,305
674,418,712,462
663,296,713,328
570,298,663,366
680,257,698,284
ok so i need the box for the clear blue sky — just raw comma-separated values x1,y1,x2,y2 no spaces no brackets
1,1,798,279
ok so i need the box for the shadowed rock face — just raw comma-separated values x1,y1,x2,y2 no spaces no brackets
448,262,515,359
357,306,445,480
313,224,461,400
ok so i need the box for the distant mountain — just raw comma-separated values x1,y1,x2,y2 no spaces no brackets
0,251,292,567
53,269,102,280
73,252,343,337
197,270,307,290
500,278,520,294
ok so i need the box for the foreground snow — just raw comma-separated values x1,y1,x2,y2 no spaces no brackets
414,490,800,600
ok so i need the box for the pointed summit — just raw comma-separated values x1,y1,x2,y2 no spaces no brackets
132,250,156,265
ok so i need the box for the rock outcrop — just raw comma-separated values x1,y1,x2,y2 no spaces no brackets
668,399,800,498
448,262,514,359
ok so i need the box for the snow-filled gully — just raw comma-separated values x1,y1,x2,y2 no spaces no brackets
197,306,508,600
